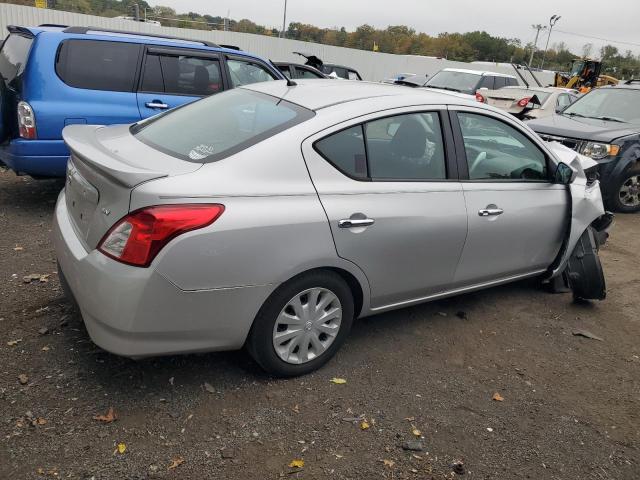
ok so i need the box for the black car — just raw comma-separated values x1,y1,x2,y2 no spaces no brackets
272,62,328,79
528,80,640,212
292,52,363,80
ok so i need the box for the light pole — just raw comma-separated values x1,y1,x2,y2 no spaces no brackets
540,14,561,70
281,0,288,38
529,24,547,67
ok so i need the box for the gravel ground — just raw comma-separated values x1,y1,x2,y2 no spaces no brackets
0,169,638,480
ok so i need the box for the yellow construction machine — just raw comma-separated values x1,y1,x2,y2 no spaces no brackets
554,59,618,93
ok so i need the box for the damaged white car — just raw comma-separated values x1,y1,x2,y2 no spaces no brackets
53,81,611,376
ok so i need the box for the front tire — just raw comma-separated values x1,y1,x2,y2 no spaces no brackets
247,271,354,377
610,166,640,213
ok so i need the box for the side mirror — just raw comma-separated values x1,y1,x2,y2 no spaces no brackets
554,162,577,184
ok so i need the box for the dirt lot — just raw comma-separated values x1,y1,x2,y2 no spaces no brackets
0,169,638,480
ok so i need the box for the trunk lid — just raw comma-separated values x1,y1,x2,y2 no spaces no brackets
62,124,202,249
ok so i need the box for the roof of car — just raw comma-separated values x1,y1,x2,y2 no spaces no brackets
243,79,477,111
441,68,517,78
12,25,254,57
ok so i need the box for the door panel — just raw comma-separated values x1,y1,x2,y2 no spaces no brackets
302,108,467,308
137,50,224,119
455,183,567,285
451,109,568,285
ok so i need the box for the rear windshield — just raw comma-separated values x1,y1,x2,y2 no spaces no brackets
132,88,315,162
0,34,33,89
425,70,481,95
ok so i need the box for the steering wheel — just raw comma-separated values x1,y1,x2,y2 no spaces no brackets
469,151,487,175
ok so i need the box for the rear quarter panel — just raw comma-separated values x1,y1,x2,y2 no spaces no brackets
129,127,371,304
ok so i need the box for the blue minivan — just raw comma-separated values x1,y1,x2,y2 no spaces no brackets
0,25,284,177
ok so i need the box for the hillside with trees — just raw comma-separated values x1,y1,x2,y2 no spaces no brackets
3,0,639,76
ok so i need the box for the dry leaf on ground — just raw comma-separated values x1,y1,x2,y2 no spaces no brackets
360,420,370,430
116,442,127,454
330,378,347,384
383,459,395,467
288,459,304,468
492,392,504,402
411,425,421,437
93,407,117,423
18,374,28,385
168,456,184,470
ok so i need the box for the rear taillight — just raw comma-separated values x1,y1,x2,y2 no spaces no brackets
517,97,532,107
17,101,37,139
98,204,225,267
475,92,486,103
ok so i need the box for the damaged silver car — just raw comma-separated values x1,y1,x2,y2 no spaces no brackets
53,80,611,377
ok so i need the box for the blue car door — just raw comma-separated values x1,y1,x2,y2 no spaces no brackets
137,47,226,119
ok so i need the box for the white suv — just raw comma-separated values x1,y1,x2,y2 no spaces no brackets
422,68,518,102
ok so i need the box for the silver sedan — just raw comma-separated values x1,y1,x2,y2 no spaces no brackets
53,80,610,377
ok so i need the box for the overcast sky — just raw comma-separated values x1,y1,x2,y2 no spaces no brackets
149,0,640,56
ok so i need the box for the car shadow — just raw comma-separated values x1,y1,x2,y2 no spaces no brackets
0,172,64,211
58,277,556,394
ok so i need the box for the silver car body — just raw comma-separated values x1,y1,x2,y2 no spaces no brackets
52,80,604,358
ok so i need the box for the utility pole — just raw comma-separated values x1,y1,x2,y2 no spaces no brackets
529,24,547,67
281,0,288,38
540,14,561,70
133,3,140,22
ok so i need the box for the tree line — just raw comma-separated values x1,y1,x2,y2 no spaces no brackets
4,0,639,77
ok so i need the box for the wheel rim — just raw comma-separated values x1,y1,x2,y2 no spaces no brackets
272,287,342,365
619,174,640,207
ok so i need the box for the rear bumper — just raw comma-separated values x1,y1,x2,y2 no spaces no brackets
53,190,273,358
0,139,69,177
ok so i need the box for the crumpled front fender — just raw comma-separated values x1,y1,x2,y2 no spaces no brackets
547,146,606,279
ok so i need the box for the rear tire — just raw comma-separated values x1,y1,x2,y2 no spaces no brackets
247,270,354,377
610,166,640,213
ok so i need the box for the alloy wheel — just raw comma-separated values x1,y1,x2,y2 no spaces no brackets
619,174,640,207
272,287,342,364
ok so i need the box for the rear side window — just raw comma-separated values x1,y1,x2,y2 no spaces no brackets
295,66,322,79
133,89,314,162
315,125,367,179
494,77,507,89
56,40,141,92
478,76,494,89
140,53,223,96
0,34,33,88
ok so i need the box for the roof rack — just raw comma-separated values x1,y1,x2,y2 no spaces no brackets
62,26,220,48
219,44,242,51
39,24,69,28
624,79,640,85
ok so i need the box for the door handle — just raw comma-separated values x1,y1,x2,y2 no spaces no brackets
339,218,375,228
478,207,504,217
145,101,169,109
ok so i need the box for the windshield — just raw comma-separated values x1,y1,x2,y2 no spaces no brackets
562,88,640,124
133,88,314,162
424,70,481,95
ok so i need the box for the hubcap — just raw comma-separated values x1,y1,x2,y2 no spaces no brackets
272,287,342,364
619,174,640,207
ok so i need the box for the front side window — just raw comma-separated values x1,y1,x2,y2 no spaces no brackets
556,93,572,109
56,40,141,92
0,34,33,89
133,89,313,163
425,70,482,95
227,58,277,87
314,112,447,181
493,77,506,89
458,112,547,181
141,53,223,96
